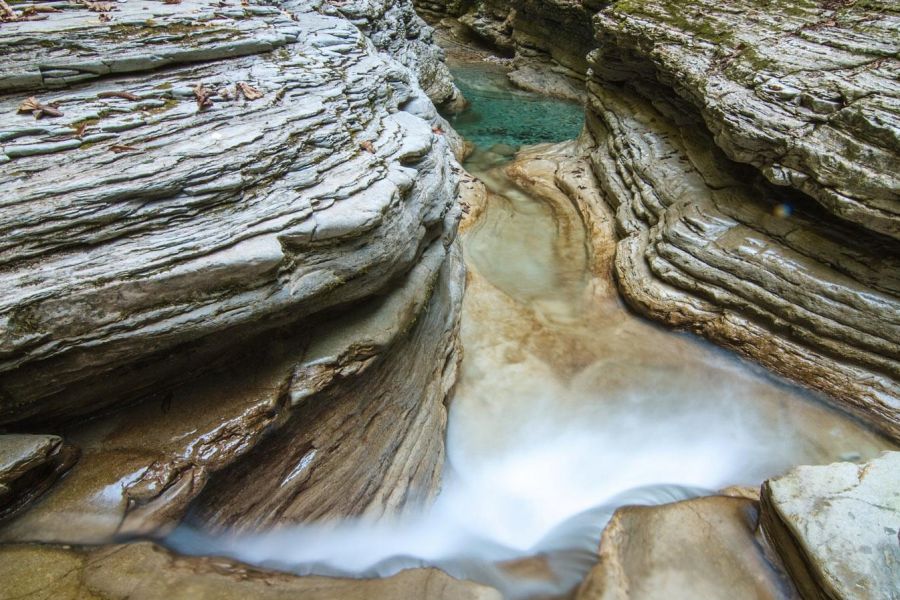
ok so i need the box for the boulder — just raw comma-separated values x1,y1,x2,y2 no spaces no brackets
760,451,900,600
576,496,797,600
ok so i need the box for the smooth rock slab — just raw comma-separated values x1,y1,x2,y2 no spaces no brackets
577,496,797,600
760,451,900,600
0,541,502,600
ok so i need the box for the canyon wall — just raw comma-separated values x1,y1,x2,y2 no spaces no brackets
0,0,465,544
428,0,900,440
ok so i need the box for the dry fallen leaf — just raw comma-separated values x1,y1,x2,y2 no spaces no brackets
360,140,375,154
17,96,64,119
80,0,116,12
236,82,263,101
98,12,111,21
193,84,213,111
73,123,88,138
0,0,17,20
98,90,141,101
163,0,182,4
109,144,141,153
432,126,444,135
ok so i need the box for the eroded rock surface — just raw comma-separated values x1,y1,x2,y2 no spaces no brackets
0,434,78,521
0,0,465,548
583,1,900,439
433,0,900,438
0,0,460,425
0,541,502,600
576,496,797,600
596,0,900,238
760,451,900,600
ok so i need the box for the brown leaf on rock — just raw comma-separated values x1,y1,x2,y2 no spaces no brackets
98,91,141,101
0,0,17,20
163,0,182,4
17,96,63,119
432,126,444,135
109,144,141,153
98,12,111,21
359,140,375,154
80,0,116,12
73,123,88,138
193,84,213,111
236,82,264,101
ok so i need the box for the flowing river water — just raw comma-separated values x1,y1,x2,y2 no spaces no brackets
170,62,894,598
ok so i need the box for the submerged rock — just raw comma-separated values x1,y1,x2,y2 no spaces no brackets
0,434,78,521
0,541,502,600
760,451,900,600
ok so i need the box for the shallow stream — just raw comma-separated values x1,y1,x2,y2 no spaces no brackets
171,62,893,598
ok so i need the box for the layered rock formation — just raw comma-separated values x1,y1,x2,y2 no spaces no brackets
0,0,465,550
0,541,501,600
760,451,900,600
584,0,900,439
0,434,78,521
430,0,900,439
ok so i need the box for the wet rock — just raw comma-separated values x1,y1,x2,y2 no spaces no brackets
0,434,78,521
0,0,465,543
0,541,502,600
582,69,899,440
760,451,900,600
0,240,464,543
595,0,900,239
0,0,460,426
188,242,465,531
577,496,797,600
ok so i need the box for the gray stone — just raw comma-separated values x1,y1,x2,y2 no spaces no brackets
760,451,900,600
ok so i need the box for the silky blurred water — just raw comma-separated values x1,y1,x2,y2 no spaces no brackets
168,63,893,599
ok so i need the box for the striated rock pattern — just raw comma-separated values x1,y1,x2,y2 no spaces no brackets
0,0,466,549
0,541,502,600
576,495,797,600
0,434,78,521
0,0,459,425
330,0,464,108
596,0,900,238
760,451,900,600
583,1,900,439
418,0,900,438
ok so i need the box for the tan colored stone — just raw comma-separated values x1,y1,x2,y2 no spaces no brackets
577,496,797,600
0,541,502,600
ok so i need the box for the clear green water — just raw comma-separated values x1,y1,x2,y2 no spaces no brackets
445,65,584,151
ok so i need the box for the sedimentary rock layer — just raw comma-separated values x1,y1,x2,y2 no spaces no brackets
760,452,900,600
583,1,900,439
596,0,900,238
0,541,502,600
0,0,466,546
0,434,78,521
0,0,460,424
422,0,900,438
